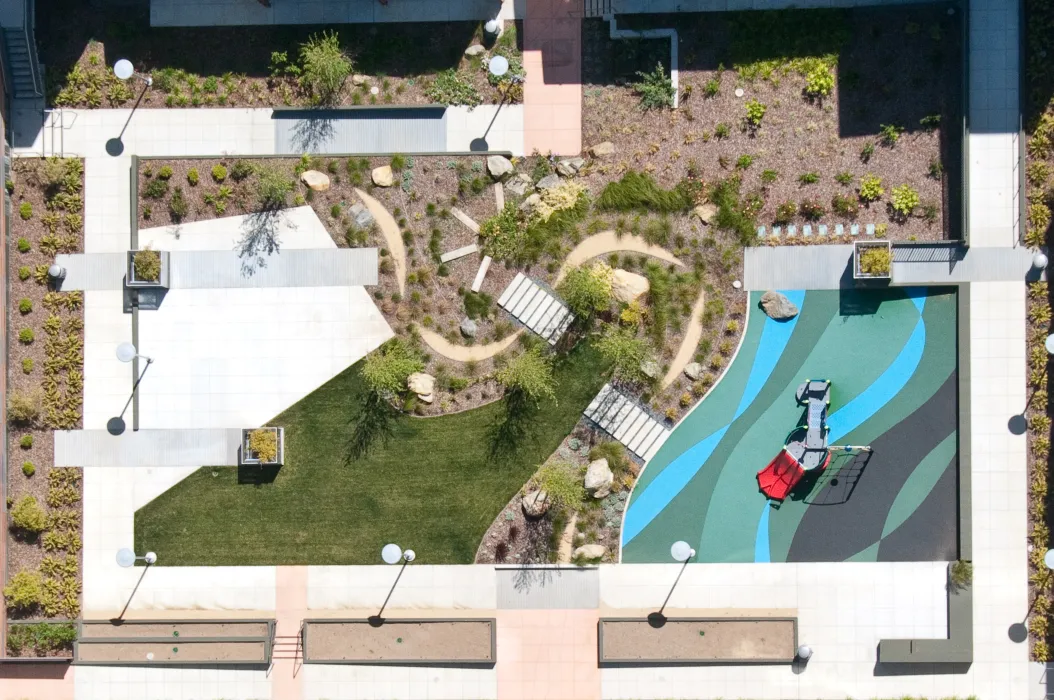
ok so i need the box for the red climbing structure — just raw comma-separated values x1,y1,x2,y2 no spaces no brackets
756,449,806,501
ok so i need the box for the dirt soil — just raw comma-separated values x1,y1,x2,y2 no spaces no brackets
305,620,494,662
79,621,271,639
75,640,269,663
600,619,796,661
581,5,962,241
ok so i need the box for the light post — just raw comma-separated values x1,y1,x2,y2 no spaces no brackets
648,540,695,627
1033,252,1049,271
470,56,524,152
108,342,154,434
114,59,152,88
114,548,157,622
370,543,416,625
1008,336,1054,435
108,60,153,156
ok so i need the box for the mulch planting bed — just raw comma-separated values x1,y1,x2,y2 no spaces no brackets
304,620,494,663
79,621,271,639
5,157,85,638
39,0,521,109
599,618,796,662
581,5,962,242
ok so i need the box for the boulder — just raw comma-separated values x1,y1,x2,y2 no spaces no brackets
352,74,368,86
464,44,487,57
300,170,330,192
556,157,585,177
584,458,614,498
536,174,561,190
519,193,542,216
372,165,395,187
487,155,514,180
417,393,434,404
573,544,607,560
760,290,799,320
612,269,650,303
505,174,532,197
694,203,718,225
460,318,478,338
640,359,661,379
349,202,375,229
684,362,702,381
522,489,550,518
407,372,435,396
589,141,616,158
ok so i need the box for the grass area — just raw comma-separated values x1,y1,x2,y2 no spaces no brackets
134,342,609,565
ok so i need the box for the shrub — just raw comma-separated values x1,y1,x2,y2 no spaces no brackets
299,30,352,104
928,158,944,180
426,70,482,106
3,570,43,610
361,338,423,395
804,65,835,98
248,429,279,462
20,435,32,449
774,201,797,224
890,184,920,217
22,462,35,477
596,324,653,385
169,187,188,222
725,319,740,334
834,171,853,186
535,461,585,509
18,298,32,314
799,198,825,220
231,160,255,181
558,262,614,317
859,246,892,275
704,77,720,97
950,559,972,590
596,171,689,212
256,165,294,210
496,348,556,402
832,193,859,217
133,248,162,281
708,176,760,246
715,123,731,139
21,358,33,374
157,166,173,180
331,204,342,219
390,154,407,172
744,99,766,129
211,164,228,182
633,62,675,110
142,178,169,199
589,441,630,476
736,154,754,170
760,169,779,184
187,168,200,186
463,290,494,320
19,203,32,220
858,174,884,202
880,123,903,147
8,389,42,424
860,142,875,162
18,266,31,281
10,495,47,533
798,172,820,185
18,328,34,344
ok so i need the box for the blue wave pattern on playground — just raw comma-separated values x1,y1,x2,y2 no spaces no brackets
622,290,804,546
752,292,928,561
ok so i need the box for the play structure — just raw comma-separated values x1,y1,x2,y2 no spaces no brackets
757,380,836,501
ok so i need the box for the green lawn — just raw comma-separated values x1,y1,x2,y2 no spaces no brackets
134,342,609,565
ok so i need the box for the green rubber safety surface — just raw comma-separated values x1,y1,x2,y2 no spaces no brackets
622,287,959,563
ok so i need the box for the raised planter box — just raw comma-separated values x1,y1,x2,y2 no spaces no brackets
240,427,284,467
302,618,496,665
598,617,798,665
4,620,77,661
73,619,275,667
126,250,170,289
853,240,893,281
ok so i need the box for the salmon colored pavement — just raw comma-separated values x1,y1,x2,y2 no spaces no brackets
496,609,600,700
0,663,73,700
523,0,583,156
273,566,308,700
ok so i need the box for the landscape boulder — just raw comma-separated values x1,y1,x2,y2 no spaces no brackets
372,165,395,187
300,170,330,192
556,157,585,177
584,458,614,498
573,544,607,560
760,290,799,320
407,372,435,397
640,359,661,379
505,174,532,197
612,269,650,303
417,393,434,404
460,318,478,338
684,362,702,381
349,202,375,229
589,141,616,158
519,193,542,216
487,155,514,180
535,174,561,190
694,203,718,225
352,74,368,86
464,44,486,57
522,489,550,518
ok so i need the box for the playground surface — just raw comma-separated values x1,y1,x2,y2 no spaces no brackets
622,287,959,564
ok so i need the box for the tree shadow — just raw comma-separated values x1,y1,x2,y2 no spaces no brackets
487,389,539,458
236,208,290,276
344,390,398,463
287,113,336,153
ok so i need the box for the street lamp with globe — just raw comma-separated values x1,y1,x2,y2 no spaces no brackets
648,540,696,626
113,547,158,622
371,543,416,624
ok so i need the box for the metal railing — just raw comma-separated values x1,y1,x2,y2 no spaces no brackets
21,0,43,98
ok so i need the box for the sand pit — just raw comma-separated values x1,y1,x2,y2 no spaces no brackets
304,619,495,664
75,640,268,664
79,621,271,639
599,618,796,663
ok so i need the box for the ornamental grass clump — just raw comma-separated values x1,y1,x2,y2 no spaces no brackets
248,428,279,462
858,246,892,276
133,248,161,281
558,262,614,318
361,338,424,396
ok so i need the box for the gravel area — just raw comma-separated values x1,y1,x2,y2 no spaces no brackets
79,621,271,639
75,641,269,663
600,618,796,661
305,620,494,662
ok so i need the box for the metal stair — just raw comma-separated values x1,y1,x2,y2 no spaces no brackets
2,0,44,99
584,0,613,17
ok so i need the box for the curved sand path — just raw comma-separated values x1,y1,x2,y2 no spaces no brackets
660,287,709,390
417,325,524,363
557,513,579,564
355,187,405,295
555,231,684,285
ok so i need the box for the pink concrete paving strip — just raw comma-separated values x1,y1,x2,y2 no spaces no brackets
496,610,599,700
0,662,73,700
523,0,583,156
273,566,308,700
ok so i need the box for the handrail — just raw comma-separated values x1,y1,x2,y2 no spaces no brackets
21,0,43,97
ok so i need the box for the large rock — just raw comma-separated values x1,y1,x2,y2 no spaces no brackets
640,359,661,379
372,166,394,187
417,392,434,404
573,544,607,560
407,372,435,396
464,44,486,57
522,489,550,518
535,174,561,190
487,155,513,180
352,74,368,86
584,458,614,499
760,291,799,320
556,157,585,177
589,141,616,158
519,193,542,216
684,362,702,381
694,203,718,225
505,174,532,197
349,202,375,229
460,318,478,338
300,170,330,191
612,269,650,303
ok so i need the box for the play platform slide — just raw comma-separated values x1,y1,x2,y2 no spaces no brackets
757,449,805,501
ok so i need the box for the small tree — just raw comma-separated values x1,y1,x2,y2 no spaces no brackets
298,31,352,105
361,338,424,395
595,323,653,385
535,461,585,509
10,495,47,533
558,263,614,318
496,349,556,403
3,569,43,611
255,165,294,211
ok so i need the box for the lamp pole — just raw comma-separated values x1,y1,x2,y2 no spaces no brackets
114,548,157,622
649,540,695,625
115,342,154,432
371,544,416,625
